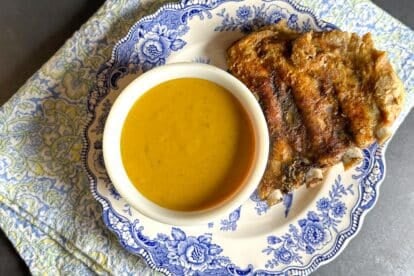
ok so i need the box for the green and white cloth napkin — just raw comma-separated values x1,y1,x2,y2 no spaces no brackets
0,0,412,274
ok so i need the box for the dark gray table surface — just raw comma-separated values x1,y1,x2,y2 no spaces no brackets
0,0,412,275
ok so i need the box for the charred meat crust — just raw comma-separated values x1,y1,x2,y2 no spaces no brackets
227,20,405,205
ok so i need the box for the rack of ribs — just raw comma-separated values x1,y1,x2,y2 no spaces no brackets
227,20,405,206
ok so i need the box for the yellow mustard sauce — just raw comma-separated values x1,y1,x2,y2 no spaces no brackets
121,78,255,211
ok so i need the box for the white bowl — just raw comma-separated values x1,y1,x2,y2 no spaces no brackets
103,63,269,226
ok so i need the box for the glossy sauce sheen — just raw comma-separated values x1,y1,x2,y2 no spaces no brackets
121,78,255,211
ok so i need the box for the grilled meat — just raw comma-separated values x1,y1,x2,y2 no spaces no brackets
227,21,405,205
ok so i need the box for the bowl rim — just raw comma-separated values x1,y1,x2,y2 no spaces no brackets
103,62,269,226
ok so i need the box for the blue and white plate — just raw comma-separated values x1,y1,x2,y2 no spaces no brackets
83,0,395,274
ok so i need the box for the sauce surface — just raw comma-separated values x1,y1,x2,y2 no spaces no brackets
121,78,255,211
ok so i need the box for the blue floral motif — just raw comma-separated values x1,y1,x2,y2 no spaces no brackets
249,189,269,215
236,6,252,20
262,175,352,267
267,236,282,245
144,227,237,275
220,206,241,231
103,206,254,275
250,190,293,217
316,197,330,211
265,4,288,24
275,247,294,264
151,10,188,32
214,3,314,33
166,228,225,272
287,14,299,29
134,27,173,70
109,186,121,200
332,202,346,218
301,221,331,250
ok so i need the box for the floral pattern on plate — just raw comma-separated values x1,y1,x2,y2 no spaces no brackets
82,0,411,275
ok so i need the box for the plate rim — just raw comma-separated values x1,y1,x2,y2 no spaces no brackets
81,0,391,275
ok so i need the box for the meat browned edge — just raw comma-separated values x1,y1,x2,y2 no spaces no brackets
227,21,405,206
